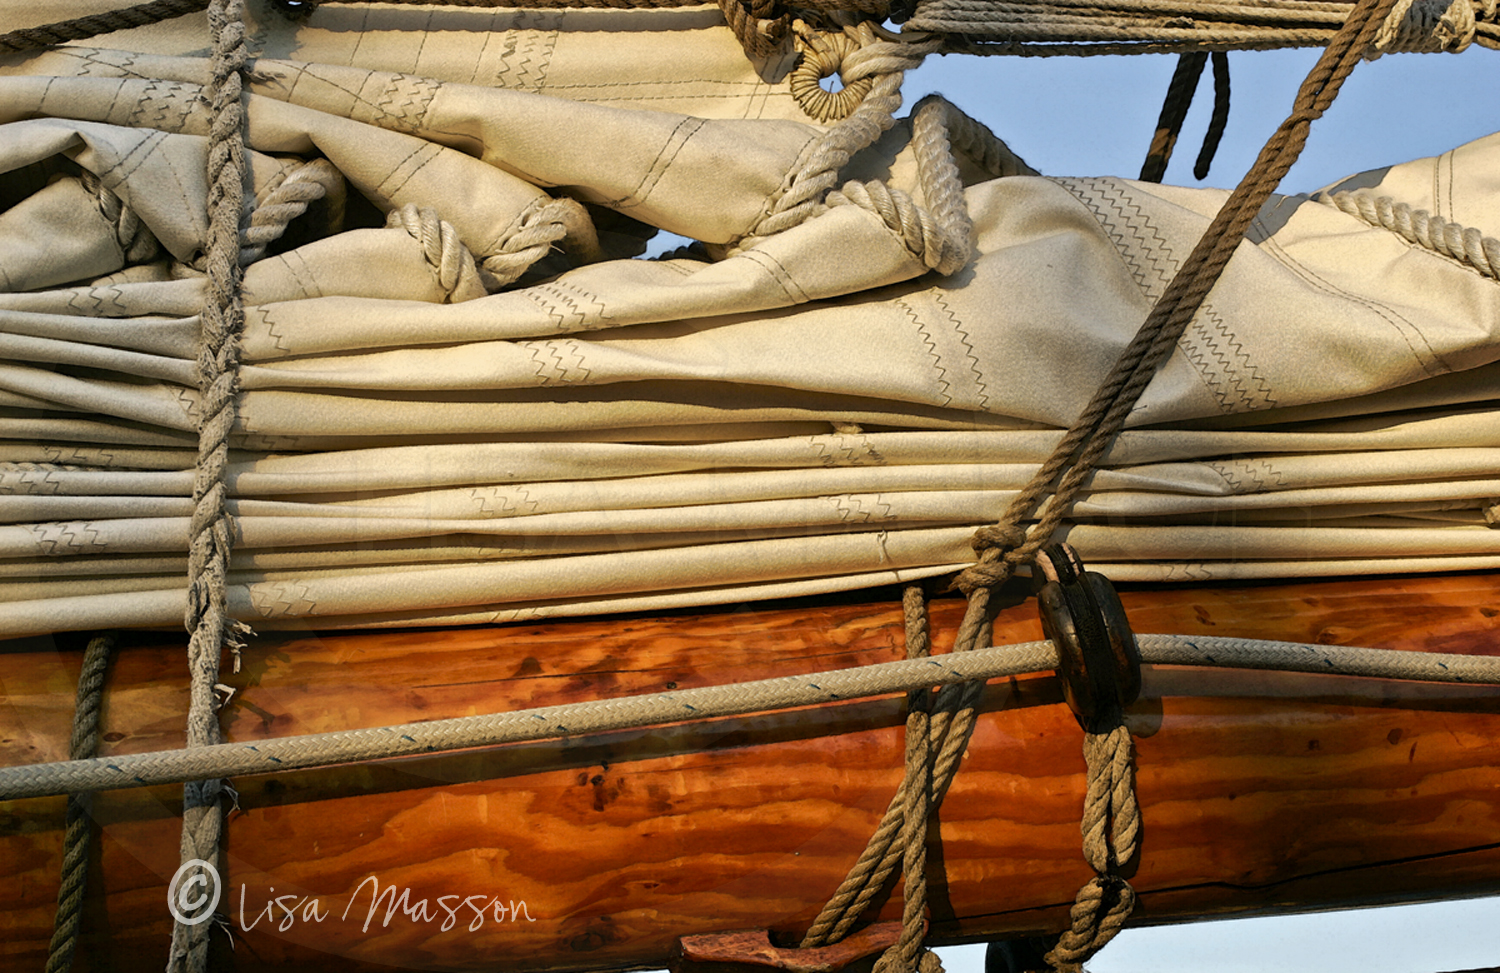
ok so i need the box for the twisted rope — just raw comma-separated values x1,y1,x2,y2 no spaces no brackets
907,0,1499,53
44,634,115,973
1043,724,1139,971
479,196,604,290
170,0,250,969
951,0,1402,602
384,204,488,302
76,171,162,265
0,0,208,54
240,158,346,266
869,586,941,973
752,23,941,241
1316,190,1500,279
3,634,1498,801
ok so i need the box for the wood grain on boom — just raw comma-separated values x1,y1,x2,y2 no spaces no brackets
1,573,1499,972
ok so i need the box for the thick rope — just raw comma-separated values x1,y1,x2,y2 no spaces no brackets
384,204,488,302
240,158,346,266
44,634,115,973
479,196,605,290
908,0,1499,53
4,633,1497,801
170,0,249,969
871,585,943,973
1315,190,1500,280
951,0,1402,601
752,23,941,241
77,171,162,265
1043,724,1140,971
0,0,208,54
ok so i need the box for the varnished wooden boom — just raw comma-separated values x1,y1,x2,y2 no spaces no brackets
2,573,1499,972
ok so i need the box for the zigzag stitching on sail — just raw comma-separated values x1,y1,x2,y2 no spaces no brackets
1053,176,1276,415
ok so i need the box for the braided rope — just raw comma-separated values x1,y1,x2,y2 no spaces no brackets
169,1,249,969
1316,190,1500,279
43,635,115,973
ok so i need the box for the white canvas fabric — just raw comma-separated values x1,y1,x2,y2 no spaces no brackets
0,2,1497,637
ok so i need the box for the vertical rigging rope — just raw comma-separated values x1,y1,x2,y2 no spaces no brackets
168,0,250,969
44,635,115,973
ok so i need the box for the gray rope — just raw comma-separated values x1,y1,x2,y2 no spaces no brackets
170,0,249,969
3,634,1498,803
44,634,115,973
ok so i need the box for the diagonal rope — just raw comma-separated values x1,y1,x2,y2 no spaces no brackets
0,0,208,54
951,0,1405,604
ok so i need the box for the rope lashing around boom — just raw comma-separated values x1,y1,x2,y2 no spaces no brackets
3,634,1499,802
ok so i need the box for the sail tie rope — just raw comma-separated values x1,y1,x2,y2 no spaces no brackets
1315,190,1500,280
383,204,489,303
239,158,346,266
43,634,115,973
77,170,163,266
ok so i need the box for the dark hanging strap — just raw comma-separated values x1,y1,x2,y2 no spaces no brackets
1193,52,1232,180
1139,52,1207,183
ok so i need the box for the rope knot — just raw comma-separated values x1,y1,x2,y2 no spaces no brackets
715,0,791,58
1042,875,1136,973
971,524,1028,558
1368,0,1479,54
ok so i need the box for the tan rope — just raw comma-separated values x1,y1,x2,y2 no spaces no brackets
44,635,115,973
384,204,488,302
5,633,1499,801
908,0,1499,52
1043,724,1139,971
240,158,346,266
75,171,162,265
951,0,1403,602
479,196,605,290
1316,190,1500,279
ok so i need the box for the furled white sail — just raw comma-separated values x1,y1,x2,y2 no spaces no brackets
0,1,1497,637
